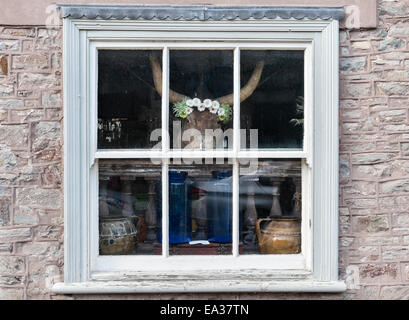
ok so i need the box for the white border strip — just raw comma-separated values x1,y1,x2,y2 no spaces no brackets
53,280,346,294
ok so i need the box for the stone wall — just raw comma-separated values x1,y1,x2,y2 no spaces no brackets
337,0,409,300
0,27,63,299
1,0,409,300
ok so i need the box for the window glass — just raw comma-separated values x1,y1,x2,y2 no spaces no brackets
239,159,302,255
168,50,233,150
240,50,304,150
99,159,162,255
165,162,232,255
97,49,305,257
98,50,162,149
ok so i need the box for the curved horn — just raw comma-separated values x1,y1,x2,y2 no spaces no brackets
217,60,265,106
150,55,188,103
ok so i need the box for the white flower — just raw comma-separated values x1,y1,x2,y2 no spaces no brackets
217,108,225,116
212,100,220,109
186,107,193,115
203,99,212,108
197,103,206,112
209,105,218,114
186,99,194,107
192,98,201,107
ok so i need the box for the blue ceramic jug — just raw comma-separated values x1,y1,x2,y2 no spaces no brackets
207,170,232,243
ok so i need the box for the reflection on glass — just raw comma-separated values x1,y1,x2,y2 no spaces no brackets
239,159,302,255
99,160,236,256
157,163,233,255
98,50,162,149
168,50,233,150
98,159,162,255
98,158,302,256
240,50,304,149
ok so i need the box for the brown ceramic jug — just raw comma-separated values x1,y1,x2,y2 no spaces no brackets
256,216,301,254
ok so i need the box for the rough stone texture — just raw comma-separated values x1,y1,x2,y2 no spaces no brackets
337,0,409,300
0,26,63,300
1,0,409,300
351,215,389,233
0,227,31,242
0,197,11,226
0,256,25,274
0,288,24,300
0,84,14,96
340,56,368,73
16,188,62,209
0,40,20,52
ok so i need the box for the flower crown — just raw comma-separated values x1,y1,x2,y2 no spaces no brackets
172,98,232,124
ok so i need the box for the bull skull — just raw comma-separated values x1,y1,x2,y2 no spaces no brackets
150,55,265,105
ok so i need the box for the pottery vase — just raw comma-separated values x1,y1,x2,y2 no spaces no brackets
99,216,139,255
256,216,301,254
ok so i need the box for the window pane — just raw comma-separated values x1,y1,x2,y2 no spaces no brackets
169,50,233,150
239,159,302,255
240,50,304,149
98,50,162,149
99,159,162,255
157,161,233,255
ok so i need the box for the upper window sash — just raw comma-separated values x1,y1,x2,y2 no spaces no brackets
91,42,312,164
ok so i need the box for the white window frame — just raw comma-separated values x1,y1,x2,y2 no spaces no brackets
53,16,345,294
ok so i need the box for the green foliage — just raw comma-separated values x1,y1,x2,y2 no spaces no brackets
290,96,304,127
172,99,188,118
218,104,232,124
172,99,232,124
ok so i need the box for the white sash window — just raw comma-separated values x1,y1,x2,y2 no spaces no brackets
53,5,345,294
